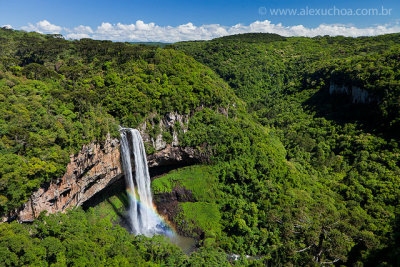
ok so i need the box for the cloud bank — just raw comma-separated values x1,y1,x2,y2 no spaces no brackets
21,20,63,34
17,20,400,42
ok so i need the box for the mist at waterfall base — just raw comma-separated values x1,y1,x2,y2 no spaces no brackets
120,128,174,238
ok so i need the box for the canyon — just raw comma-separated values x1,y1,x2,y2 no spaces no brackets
4,113,200,222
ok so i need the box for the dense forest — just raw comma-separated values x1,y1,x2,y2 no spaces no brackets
173,33,400,265
0,27,399,266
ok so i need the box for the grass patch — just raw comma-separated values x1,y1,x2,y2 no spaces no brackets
176,202,221,239
151,165,217,202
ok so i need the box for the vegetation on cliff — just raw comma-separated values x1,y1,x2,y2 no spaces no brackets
0,28,399,266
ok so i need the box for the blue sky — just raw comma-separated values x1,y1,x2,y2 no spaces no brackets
1,0,399,41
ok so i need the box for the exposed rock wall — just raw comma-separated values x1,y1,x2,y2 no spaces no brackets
329,83,375,104
351,86,370,104
139,112,190,151
6,112,199,222
15,135,122,222
329,83,350,95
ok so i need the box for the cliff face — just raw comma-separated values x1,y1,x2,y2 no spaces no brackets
8,112,199,222
329,83,376,104
15,136,122,222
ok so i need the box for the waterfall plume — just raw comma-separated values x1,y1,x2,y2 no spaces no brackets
120,128,172,237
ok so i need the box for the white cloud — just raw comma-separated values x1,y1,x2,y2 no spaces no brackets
73,25,93,34
2,24,12,29
22,20,63,34
65,33,91,39
65,25,94,40
20,20,400,42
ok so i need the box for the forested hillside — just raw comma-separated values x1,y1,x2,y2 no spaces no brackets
0,27,399,266
0,28,235,215
174,33,400,265
0,28,288,265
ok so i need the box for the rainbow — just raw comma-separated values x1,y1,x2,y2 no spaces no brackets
126,187,176,238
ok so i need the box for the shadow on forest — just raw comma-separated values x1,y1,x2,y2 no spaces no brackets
303,88,375,124
301,88,391,137
82,178,127,210
82,177,133,230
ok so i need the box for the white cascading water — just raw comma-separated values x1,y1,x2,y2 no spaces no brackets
120,128,171,237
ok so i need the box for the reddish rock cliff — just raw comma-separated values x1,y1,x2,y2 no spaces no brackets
16,135,122,222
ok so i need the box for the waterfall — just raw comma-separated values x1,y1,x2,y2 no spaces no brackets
120,128,171,237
